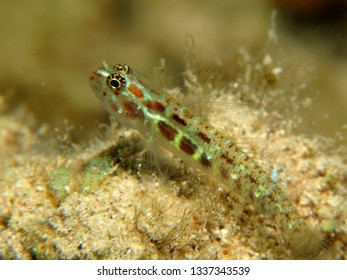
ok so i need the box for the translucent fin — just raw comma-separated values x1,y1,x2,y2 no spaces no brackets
291,230,337,260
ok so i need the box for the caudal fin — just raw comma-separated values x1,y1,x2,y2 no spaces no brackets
291,231,336,260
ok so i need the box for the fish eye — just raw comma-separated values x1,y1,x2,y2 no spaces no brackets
107,73,125,90
109,79,120,89
114,64,132,74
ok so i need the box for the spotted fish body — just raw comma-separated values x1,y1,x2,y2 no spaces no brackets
90,63,331,259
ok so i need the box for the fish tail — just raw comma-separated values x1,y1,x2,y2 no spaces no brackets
290,230,336,260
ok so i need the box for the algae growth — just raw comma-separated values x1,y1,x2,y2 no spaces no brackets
0,0,346,259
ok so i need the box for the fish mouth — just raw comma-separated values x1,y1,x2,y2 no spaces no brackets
89,71,97,81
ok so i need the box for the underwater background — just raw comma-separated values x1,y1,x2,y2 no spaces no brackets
0,0,346,259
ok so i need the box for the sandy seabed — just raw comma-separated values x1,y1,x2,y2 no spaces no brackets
0,0,346,259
